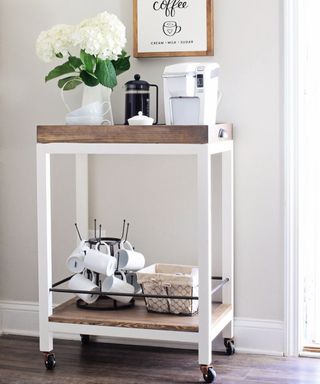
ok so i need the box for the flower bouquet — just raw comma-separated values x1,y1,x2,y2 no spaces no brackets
36,12,130,91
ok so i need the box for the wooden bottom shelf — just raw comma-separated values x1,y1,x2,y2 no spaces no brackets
49,299,232,333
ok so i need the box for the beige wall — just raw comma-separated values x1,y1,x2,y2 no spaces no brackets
0,0,282,321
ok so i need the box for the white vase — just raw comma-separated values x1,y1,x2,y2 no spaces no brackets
64,84,114,125
82,85,114,125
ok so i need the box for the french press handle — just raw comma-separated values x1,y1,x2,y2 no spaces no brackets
149,84,159,125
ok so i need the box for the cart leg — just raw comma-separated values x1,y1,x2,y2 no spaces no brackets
37,148,54,358
197,147,213,367
39,328,54,357
222,149,234,343
222,321,234,340
75,154,89,239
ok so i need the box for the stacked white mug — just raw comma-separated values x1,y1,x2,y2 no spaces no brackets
65,237,145,305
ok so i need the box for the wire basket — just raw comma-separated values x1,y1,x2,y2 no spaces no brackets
136,264,199,316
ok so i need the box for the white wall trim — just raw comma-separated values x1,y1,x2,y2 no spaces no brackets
234,317,284,356
0,300,283,356
0,300,40,337
283,0,303,357
300,351,320,359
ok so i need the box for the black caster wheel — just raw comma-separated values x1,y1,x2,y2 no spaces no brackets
44,353,56,370
81,334,90,345
224,338,235,355
203,367,216,383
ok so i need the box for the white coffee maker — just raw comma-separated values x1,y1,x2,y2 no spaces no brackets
163,63,220,128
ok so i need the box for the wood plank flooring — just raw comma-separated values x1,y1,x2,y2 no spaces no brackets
0,335,320,384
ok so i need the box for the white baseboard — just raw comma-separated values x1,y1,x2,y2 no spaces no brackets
234,317,284,356
0,300,284,356
0,300,40,337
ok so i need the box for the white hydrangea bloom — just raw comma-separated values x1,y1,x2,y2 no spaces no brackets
36,24,74,63
72,12,126,60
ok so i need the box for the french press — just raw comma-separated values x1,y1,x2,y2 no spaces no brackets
124,74,158,125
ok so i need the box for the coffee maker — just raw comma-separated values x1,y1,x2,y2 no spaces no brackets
163,63,220,128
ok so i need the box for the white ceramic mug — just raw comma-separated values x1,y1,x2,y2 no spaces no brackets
66,115,105,125
116,249,145,271
67,101,107,117
64,96,112,125
68,273,99,304
112,239,133,261
126,272,142,294
95,241,111,254
66,241,89,273
84,242,116,276
102,272,134,304
119,240,134,251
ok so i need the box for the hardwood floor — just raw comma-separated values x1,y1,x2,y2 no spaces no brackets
0,335,320,384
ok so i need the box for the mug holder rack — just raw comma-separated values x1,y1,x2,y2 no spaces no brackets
77,236,136,311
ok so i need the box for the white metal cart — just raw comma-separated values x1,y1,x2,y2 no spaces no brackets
36,124,234,383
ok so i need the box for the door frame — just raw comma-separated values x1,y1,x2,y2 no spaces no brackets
283,0,304,357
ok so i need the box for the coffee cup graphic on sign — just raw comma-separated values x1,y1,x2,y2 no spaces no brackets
162,21,181,36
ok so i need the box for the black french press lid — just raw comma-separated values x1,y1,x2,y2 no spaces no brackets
125,74,150,90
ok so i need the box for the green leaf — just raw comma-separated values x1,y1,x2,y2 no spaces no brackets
112,50,130,76
80,49,96,73
58,76,82,91
95,59,117,89
80,70,100,87
112,53,130,76
45,61,75,82
68,56,82,69
55,52,63,59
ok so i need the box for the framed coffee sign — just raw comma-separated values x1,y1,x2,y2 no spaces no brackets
133,0,213,57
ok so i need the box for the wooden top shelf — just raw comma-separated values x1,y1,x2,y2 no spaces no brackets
37,124,233,144
49,299,232,333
